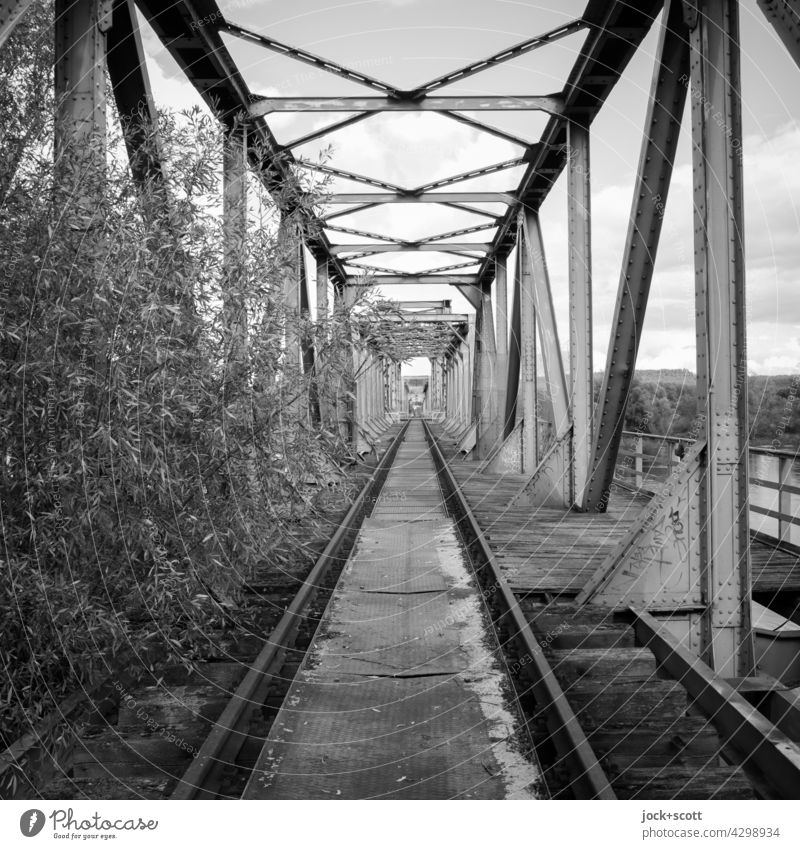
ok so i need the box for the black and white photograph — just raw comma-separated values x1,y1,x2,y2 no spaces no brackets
1,0,799,844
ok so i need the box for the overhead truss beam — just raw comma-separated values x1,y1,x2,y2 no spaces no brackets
409,19,587,96
332,242,492,255
0,0,34,48
223,21,402,96
327,192,514,205
348,274,478,286
249,95,565,117
582,0,689,510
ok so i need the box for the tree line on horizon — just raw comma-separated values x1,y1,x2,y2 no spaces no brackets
612,372,799,448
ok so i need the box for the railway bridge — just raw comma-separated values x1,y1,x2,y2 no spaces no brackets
3,0,800,801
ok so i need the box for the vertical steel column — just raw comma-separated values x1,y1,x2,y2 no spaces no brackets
465,315,476,431
523,211,569,437
475,283,499,457
365,352,375,430
222,125,248,381
316,257,329,322
494,257,509,436
314,257,330,427
582,0,690,511
107,0,164,191
356,345,367,433
567,120,593,501
279,217,302,369
448,358,456,427
396,362,402,412
440,358,446,413
519,222,538,472
690,0,753,677
54,0,107,195
455,355,461,427
504,249,522,439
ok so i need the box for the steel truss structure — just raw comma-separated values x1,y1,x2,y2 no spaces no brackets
4,0,799,678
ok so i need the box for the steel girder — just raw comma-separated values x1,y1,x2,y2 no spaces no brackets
567,120,593,503
472,0,665,290
131,0,350,287
518,223,539,472
347,274,478,286
54,0,107,177
503,249,522,441
576,0,754,680
222,125,248,377
248,95,565,116
106,0,164,187
327,192,515,205
130,0,663,296
521,211,569,437
0,0,34,49
582,0,690,512
331,243,493,255
690,0,753,678
474,282,499,459
758,0,800,68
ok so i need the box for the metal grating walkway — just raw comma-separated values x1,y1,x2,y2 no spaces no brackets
243,421,542,799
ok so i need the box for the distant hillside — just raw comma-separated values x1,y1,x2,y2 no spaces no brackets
596,368,695,384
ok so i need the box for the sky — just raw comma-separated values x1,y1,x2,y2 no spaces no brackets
136,0,800,376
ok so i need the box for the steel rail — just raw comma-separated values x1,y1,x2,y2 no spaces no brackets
422,421,615,799
631,608,800,800
171,422,410,799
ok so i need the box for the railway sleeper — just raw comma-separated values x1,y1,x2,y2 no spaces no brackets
524,602,758,800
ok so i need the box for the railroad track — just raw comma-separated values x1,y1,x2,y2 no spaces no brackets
2,423,407,800
428,422,800,800
169,421,409,799
12,418,800,800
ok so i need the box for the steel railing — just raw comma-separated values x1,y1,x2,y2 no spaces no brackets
618,431,800,545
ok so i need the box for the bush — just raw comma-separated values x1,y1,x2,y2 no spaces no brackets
0,62,385,746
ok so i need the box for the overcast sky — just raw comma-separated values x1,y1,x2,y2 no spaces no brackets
137,0,800,376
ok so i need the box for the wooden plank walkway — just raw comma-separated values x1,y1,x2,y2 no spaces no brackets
438,437,800,598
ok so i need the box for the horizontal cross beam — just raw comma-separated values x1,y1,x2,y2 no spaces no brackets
331,242,492,254
348,274,479,285
327,192,514,204
347,260,479,276
376,314,469,324
392,301,452,310
249,95,565,117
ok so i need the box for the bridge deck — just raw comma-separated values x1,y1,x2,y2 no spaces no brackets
243,421,542,800
439,437,800,599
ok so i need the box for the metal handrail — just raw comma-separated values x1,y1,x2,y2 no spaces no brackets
619,430,799,544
